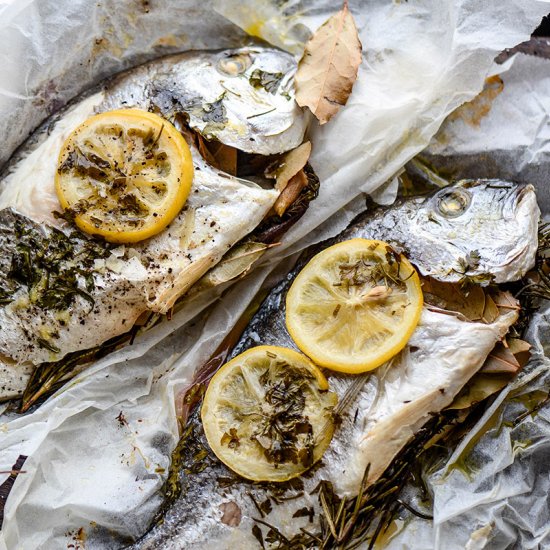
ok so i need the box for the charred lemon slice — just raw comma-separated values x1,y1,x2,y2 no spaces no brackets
55,108,193,243
286,239,423,374
201,345,337,482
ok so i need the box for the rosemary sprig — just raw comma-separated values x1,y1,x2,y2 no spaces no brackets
20,332,131,412
251,413,454,550
517,223,550,301
513,222,550,333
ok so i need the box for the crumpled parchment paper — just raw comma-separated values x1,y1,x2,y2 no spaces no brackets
422,48,550,214
382,50,550,550
0,1,548,548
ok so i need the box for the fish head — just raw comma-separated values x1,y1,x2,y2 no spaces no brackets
143,46,308,155
413,180,540,283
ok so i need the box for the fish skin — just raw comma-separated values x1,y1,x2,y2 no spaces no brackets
132,181,532,549
321,306,517,497
0,46,307,228
0,154,278,399
0,47,307,401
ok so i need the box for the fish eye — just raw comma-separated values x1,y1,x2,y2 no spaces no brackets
216,53,252,76
434,188,471,218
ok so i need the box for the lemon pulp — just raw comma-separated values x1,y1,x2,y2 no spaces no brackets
286,238,423,374
201,345,337,482
55,108,193,243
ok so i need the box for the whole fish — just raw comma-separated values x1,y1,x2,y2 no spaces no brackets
133,180,538,549
0,47,308,401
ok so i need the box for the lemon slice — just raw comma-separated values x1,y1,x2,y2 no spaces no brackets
55,108,193,243
286,239,423,374
201,345,337,482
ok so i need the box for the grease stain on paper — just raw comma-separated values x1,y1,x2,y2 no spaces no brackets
448,75,504,128
65,526,87,549
153,34,189,49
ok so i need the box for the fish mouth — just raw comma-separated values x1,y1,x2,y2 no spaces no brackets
460,179,535,211
513,183,535,204
506,183,537,215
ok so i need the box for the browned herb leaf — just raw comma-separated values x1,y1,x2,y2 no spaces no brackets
479,342,521,375
252,524,265,549
422,278,520,325
448,374,513,411
422,278,486,321
492,290,521,311
267,141,311,192
508,338,531,368
449,336,530,411
295,1,362,124
293,506,315,522
221,428,240,449
259,498,273,515
273,170,309,217
482,293,499,324
195,133,238,175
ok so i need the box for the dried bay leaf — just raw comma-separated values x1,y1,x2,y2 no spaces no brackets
480,342,521,374
492,290,520,311
450,338,530,411
448,374,512,411
294,2,362,125
196,133,237,175
508,338,531,369
481,293,499,324
174,113,239,175
191,241,274,293
269,141,311,191
422,278,486,321
264,141,312,216
422,278,520,325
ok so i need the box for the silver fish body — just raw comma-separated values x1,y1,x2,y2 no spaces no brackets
0,47,307,401
133,181,535,549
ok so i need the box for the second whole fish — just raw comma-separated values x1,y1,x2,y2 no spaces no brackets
134,180,539,548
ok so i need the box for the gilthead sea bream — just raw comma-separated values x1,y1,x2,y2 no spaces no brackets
0,47,311,402
134,181,539,549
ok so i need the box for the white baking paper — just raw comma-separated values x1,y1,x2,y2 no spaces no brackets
381,50,550,550
0,1,548,548
423,49,550,215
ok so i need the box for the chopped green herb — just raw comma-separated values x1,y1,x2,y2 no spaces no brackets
201,94,227,124
249,69,284,94
251,524,265,549
252,362,316,468
2,210,111,312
